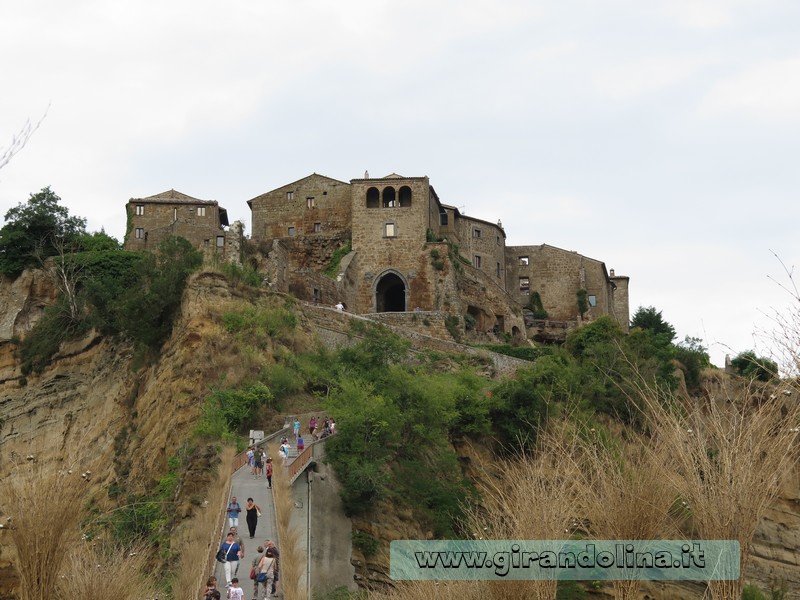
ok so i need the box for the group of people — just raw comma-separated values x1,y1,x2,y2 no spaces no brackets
246,447,274,488
207,535,280,600
226,496,264,539
308,415,335,439
210,417,338,598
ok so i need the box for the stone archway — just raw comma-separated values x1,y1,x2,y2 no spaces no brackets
374,271,407,312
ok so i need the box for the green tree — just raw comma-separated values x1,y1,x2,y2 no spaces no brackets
731,350,778,382
630,306,676,343
0,187,86,277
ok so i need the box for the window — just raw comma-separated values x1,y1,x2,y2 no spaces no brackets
288,227,295,237
204,239,210,247
384,222,396,238
216,236,225,247
473,228,482,239
588,295,597,307
135,204,144,216
306,197,315,208
519,256,529,266
197,206,206,216
496,262,501,278
287,191,294,200
473,255,482,268
496,235,501,246
135,228,145,239
519,277,530,294
314,222,321,233
172,207,178,222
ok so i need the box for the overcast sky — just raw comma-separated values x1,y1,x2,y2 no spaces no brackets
2,0,799,367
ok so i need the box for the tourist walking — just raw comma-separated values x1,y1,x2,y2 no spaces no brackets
227,497,242,528
257,548,277,598
250,545,265,599
203,576,221,600
264,539,280,595
226,577,244,600
253,447,265,478
265,458,273,489
245,497,261,539
218,532,242,588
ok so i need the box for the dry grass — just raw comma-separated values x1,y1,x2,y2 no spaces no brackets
172,445,236,600
467,433,581,600
369,580,482,600
0,455,91,600
57,540,158,599
272,443,307,600
638,377,800,600
565,425,682,600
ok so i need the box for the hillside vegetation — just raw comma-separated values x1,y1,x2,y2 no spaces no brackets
0,189,797,600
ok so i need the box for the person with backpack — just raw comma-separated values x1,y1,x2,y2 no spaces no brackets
253,448,264,479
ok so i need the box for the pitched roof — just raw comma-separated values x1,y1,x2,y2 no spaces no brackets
135,189,218,205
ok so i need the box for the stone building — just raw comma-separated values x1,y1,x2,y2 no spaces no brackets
123,189,241,262
506,244,630,332
247,172,630,338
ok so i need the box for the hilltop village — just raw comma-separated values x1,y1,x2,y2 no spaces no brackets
124,172,629,341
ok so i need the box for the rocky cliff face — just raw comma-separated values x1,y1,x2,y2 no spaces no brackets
1,269,799,599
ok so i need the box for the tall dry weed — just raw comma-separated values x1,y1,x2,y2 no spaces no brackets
566,425,681,600
638,377,800,600
465,433,581,600
57,539,158,599
0,456,90,600
369,580,482,600
173,445,235,600
272,444,307,600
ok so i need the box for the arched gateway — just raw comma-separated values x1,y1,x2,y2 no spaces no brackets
374,270,407,312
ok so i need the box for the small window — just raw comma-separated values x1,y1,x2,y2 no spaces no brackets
496,262,501,278
135,204,144,216
287,191,294,200
197,206,206,216
204,239,210,247
135,228,145,239
384,222,396,238
314,222,321,233
288,227,295,237
172,207,178,222
473,228,482,239
306,197,315,208
496,235,501,246
519,277,530,294
588,295,597,307
473,255,482,268
216,236,225,247
519,256,529,266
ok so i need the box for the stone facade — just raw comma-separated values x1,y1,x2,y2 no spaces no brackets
247,172,629,337
123,189,237,261
506,243,630,332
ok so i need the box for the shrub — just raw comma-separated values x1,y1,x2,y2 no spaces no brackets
445,315,461,341
325,239,352,277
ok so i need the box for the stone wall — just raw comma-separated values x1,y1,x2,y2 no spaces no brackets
248,174,352,242
302,304,530,378
349,176,432,313
124,195,229,256
506,243,628,330
454,213,507,286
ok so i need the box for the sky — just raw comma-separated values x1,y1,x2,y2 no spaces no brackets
2,0,799,368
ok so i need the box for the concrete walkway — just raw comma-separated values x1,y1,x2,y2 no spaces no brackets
215,462,279,598
212,418,320,598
